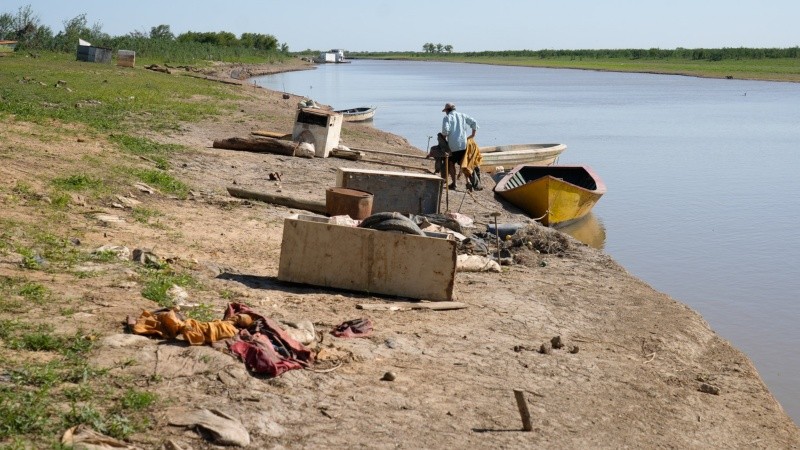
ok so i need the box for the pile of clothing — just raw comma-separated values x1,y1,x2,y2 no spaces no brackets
128,303,313,377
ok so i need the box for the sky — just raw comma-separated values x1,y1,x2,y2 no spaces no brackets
4,1,799,52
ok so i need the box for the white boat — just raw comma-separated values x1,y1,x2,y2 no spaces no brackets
479,143,566,173
334,106,376,122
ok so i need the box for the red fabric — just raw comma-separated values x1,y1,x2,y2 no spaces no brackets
224,303,313,376
331,318,373,338
228,330,305,377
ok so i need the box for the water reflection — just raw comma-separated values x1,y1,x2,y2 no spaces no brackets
555,213,606,249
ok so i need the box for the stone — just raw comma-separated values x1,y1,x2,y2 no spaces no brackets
382,371,397,381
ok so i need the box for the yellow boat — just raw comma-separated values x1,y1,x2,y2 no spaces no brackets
493,165,606,227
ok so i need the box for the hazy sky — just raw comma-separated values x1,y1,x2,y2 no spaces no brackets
5,1,799,52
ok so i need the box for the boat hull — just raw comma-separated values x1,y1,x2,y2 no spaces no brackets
478,143,566,173
335,107,376,122
494,165,606,227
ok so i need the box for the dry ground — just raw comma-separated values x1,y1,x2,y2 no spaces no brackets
1,60,798,449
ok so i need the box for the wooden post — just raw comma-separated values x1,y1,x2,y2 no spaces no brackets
513,389,533,432
444,154,450,211
226,186,327,215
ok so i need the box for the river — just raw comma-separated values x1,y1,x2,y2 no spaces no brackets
255,59,800,423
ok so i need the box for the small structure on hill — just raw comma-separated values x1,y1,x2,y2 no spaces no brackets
76,39,111,63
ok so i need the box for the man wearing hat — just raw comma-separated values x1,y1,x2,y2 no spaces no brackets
441,102,478,190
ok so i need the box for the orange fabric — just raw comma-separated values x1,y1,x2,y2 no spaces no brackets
180,319,238,345
131,309,237,345
131,309,183,339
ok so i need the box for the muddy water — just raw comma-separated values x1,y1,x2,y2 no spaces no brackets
256,60,800,423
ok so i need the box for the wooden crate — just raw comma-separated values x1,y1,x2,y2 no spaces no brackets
336,168,442,214
278,215,456,301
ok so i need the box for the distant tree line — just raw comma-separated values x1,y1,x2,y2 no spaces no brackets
457,47,800,61
355,46,800,62
423,43,453,53
0,4,288,62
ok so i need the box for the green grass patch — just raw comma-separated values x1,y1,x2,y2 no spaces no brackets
16,281,49,303
0,321,155,444
0,220,117,272
131,206,163,225
51,174,105,192
134,168,189,199
185,303,217,322
109,134,185,170
140,268,196,307
0,52,240,133
120,389,158,411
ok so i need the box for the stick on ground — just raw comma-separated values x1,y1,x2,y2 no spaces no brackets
514,389,533,431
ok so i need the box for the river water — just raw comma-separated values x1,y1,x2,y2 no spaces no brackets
255,60,800,423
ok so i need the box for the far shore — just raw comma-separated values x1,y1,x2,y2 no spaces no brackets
348,54,800,83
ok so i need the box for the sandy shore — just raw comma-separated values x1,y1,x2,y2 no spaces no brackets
1,57,797,448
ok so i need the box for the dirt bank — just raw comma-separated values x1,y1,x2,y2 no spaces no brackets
1,59,798,449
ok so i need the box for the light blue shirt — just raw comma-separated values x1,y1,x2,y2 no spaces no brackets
442,110,478,152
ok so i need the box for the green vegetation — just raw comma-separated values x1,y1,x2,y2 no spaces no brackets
110,134,185,169
353,48,800,82
1,5,289,64
0,322,154,445
51,174,104,192
422,43,453,53
0,52,239,132
140,268,197,307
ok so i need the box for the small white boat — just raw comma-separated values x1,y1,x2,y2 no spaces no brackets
479,143,566,173
334,106,376,122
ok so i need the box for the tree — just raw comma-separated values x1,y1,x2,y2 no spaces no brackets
0,13,13,40
444,44,453,53
54,13,90,51
149,24,174,40
0,5,46,47
423,43,435,53
127,29,148,39
435,43,443,53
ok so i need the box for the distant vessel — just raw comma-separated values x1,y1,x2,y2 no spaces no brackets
314,49,350,64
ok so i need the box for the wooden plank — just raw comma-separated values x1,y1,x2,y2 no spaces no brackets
331,148,363,161
359,158,433,173
227,186,327,214
356,301,467,311
348,146,429,160
251,130,293,140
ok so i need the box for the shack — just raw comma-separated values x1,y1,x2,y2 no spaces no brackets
76,39,111,63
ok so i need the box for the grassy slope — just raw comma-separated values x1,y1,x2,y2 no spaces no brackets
0,52,246,448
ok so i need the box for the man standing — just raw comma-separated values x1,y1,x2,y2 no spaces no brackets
441,102,478,190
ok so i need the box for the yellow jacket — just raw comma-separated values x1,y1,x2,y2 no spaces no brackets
461,137,482,176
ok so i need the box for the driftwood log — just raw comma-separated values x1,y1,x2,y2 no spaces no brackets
213,136,297,156
227,186,327,214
